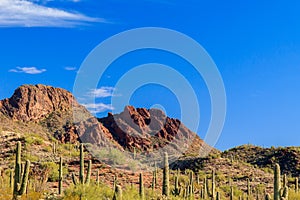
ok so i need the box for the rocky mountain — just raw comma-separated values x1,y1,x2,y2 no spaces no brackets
99,106,213,158
1,84,300,197
0,84,213,162
1,84,299,178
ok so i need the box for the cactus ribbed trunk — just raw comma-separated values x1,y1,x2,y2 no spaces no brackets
139,173,144,200
274,163,281,200
79,144,84,184
162,152,169,197
96,170,100,186
247,178,251,198
10,170,13,189
58,157,63,195
281,186,288,199
283,174,287,188
216,191,220,200
152,171,155,190
113,185,123,200
14,141,21,194
203,176,207,199
230,186,234,200
265,193,271,200
13,141,30,200
296,177,299,193
212,169,216,199
85,160,91,185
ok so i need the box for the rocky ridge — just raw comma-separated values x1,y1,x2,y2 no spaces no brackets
0,84,212,158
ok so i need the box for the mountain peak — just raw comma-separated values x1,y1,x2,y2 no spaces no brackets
0,84,79,122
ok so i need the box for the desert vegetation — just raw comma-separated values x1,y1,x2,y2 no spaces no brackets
1,141,300,199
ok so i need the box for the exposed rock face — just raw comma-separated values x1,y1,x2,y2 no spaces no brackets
0,84,213,158
99,105,212,157
0,84,81,122
0,84,90,144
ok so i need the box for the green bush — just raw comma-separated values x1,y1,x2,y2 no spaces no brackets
64,183,113,200
41,161,68,182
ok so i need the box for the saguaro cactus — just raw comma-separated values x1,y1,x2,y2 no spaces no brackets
203,176,208,199
216,191,220,200
151,170,155,190
172,174,181,196
162,152,170,197
283,174,287,188
58,157,63,195
72,144,92,185
247,178,251,198
211,169,216,199
273,163,288,200
113,185,123,200
13,141,30,200
230,186,234,200
139,172,144,200
274,163,281,200
265,193,271,200
295,177,298,193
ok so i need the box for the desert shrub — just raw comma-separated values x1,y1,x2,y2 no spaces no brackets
24,153,39,162
25,134,44,145
41,161,68,182
288,189,300,200
63,183,113,200
95,148,127,166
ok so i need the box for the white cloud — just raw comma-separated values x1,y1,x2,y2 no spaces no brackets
0,0,104,27
64,66,77,71
89,87,115,98
82,103,114,114
9,67,46,74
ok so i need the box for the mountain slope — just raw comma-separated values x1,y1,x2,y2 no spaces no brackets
0,84,213,161
222,144,300,177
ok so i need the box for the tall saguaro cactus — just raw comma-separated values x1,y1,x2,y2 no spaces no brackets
273,163,288,200
139,172,144,200
172,173,181,196
13,141,30,200
58,157,63,195
72,144,92,185
162,152,170,197
274,163,281,200
79,143,84,183
113,185,123,200
295,177,299,193
247,178,251,198
230,186,234,200
211,169,216,199
265,193,271,200
203,176,208,199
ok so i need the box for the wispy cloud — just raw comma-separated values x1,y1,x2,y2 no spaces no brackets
0,0,104,27
82,103,114,114
89,87,115,98
9,67,46,74
64,66,77,71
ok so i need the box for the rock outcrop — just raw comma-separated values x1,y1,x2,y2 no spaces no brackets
0,84,213,158
99,105,212,157
0,84,90,144
0,84,82,122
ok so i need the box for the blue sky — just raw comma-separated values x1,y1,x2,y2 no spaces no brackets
1,0,300,150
